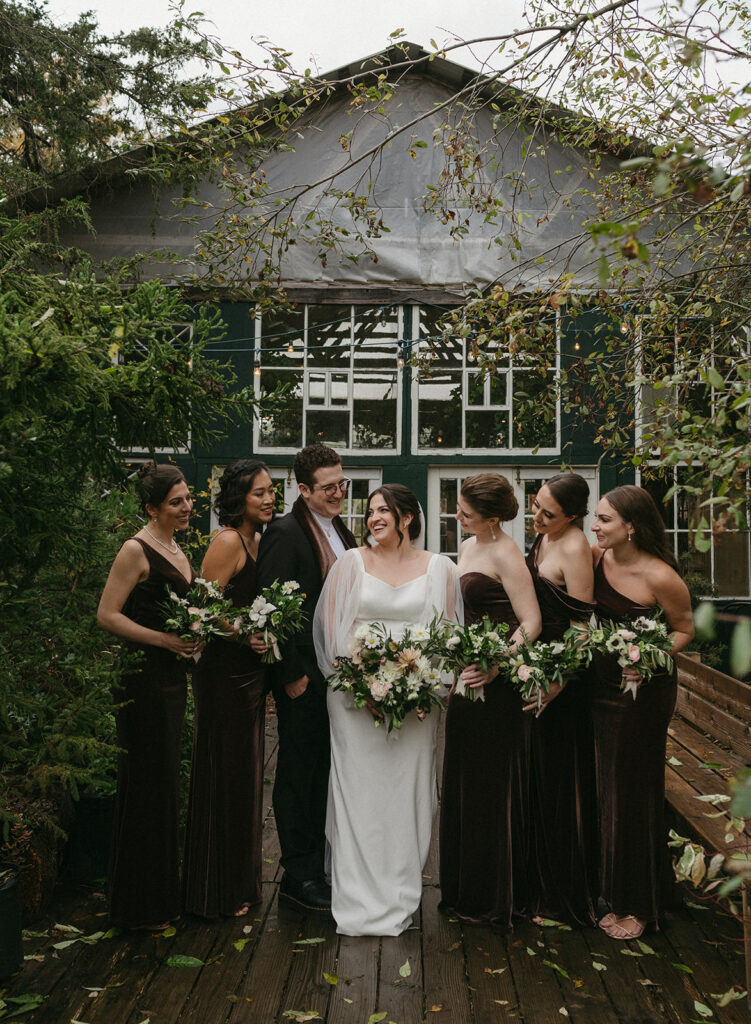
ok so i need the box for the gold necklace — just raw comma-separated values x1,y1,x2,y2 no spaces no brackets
144,526,178,555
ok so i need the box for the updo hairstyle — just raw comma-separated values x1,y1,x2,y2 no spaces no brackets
545,472,590,524
364,483,421,547
136,461,187,514
460,473,518,524
215,459,271,528
603,485,679,571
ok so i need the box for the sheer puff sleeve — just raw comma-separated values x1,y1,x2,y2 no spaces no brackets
313,548,364,678
424,554,463,627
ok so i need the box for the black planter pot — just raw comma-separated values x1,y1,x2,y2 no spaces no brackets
62,794,115,884
0,862,22,978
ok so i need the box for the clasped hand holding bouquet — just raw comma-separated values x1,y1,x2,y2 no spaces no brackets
163,577,306,663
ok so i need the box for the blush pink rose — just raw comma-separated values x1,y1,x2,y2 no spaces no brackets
628,645,641,663
517,664,533,682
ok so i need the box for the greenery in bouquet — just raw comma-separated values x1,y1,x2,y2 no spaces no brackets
505,639,583,706
568,614,674,698
232,580,306,664
328,622,446,731
425,615,511,702
162,578,235,643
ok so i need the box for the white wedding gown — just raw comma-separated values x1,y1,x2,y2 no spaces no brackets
314,548,462,936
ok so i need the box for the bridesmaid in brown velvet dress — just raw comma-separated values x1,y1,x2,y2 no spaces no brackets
182,460,275,918
589,485,693,940
97,462,199,930
440,474,541,926
524,474,598,926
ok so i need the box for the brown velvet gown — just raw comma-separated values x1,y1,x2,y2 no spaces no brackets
108,538,194,929
589,558,677,923
439,572,530,926
526,535,598,925
182,533,266,918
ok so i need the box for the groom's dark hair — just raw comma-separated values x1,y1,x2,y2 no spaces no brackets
293,443,341,488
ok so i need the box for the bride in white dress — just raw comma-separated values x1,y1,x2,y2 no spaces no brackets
314,484,462,936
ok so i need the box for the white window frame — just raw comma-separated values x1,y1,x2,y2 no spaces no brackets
411,305,561,456
253,306,403,456
427,465,598,555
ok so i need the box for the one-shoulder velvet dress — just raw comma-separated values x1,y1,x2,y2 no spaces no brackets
108,538,195,929
439,572,530,926
182,533,266,917
588,558,677,923
526,535,598,925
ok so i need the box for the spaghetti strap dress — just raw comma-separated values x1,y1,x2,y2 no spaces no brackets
439,572,530,926
526,535,598,925
588,558,677,923
183,532,267,917
108,538,195,929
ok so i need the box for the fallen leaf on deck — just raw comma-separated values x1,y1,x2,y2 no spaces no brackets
234,938,251,951
446,941,461,952
367,1014,388,1024
526,947,536,956
292,937,325,945
282,1012,322,1022
243,925,252,934
637,979,657,986
494,1000,509,1006
54,924,82,934
559,1009,569,1017
667,756,683,766
592,961,607,971
543,960,569,979
484,967,507,975
710,987,748,1006
21,930,48,938
620,949,643,957
160,926,176,938
323,972,338,985
693,1000,714,1018
429,1005,443,1012
672,962,693,973
399,958,411,977
102,928,121,939
53,939,79,950
166,954,205,967
636,940,656,956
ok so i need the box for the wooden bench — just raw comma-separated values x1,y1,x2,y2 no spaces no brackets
665,653,751,1004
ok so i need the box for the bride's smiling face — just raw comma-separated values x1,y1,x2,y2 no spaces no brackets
366,494,412,548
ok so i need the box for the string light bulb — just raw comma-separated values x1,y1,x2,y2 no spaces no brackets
574,341,581,351
253,361,261,378
287,343,295,354
620,322,629,334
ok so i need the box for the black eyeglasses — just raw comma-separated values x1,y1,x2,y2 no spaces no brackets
313,478,351,497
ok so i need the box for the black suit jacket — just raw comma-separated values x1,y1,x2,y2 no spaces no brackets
256,508,355,688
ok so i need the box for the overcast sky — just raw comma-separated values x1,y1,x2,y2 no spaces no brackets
44,0,526,75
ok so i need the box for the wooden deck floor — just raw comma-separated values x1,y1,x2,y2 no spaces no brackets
3,715,747,1024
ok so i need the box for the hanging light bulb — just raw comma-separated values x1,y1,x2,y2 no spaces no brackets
574,341,581,351
620,322,629,334
253,361,261,378
287,342,294,354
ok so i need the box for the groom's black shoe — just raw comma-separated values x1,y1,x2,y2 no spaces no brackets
279,874,332,913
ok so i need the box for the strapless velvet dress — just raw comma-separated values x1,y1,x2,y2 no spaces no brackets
588,559,677,922
439,572,529,926
526,535,598,925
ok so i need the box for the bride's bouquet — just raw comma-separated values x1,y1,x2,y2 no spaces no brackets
424,616,511,702
566,614,674,698
232,579,307,664
162,578,236,642
327,622,446,731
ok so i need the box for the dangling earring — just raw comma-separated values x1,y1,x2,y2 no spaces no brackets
152,516,158,524
627,531,633,543
490,525,497,541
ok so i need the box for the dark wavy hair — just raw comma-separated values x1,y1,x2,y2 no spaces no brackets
364,484,421,548
136,461,186,513
293,443,341,488
461,473,518,524
545,472,590,523
214,459,270,527
602,485,679,571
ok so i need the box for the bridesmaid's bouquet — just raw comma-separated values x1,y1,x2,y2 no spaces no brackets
232,579,307,664
503,639,583,706
328,622,447,731
566,614,674,698
163,578,236,642
424,616,511,702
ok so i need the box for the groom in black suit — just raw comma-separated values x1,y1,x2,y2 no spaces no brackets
256,444,357,912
